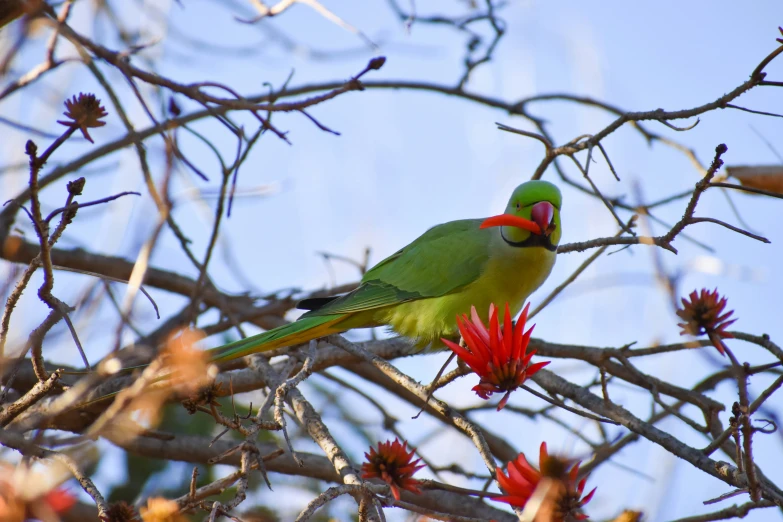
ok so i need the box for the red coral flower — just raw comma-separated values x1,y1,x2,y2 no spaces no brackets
441,302,549,410
361,438,424,500
43,487,76,513
56,92,108,143
676,288,736,356
493,442,596,521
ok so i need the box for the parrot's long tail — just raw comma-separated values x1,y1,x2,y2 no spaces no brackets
73,315,346,408
207,314,345,363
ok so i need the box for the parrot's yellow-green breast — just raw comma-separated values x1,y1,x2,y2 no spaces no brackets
376,241,556,347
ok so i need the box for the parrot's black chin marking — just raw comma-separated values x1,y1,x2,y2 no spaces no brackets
500,228,557,252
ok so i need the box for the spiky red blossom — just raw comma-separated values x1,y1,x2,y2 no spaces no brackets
42,487,76,514
57,92,108,143
676,288,736,356
361,438,424,500
493,442,596,521
441,303,549,410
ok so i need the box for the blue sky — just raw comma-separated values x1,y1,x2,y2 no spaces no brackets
2,0,783,520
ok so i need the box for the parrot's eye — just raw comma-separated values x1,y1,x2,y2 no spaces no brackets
515,202,520,210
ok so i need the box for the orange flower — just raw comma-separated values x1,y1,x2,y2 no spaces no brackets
139,497,185,522
493,442,595,521
442,303,549,410
361,439,424,500
676,288,736,356
162,328,213,394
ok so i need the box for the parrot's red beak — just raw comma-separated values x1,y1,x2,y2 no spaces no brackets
531,201,555,236
480,214,541,234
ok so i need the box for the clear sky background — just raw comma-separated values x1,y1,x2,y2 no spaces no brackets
2,1,783,520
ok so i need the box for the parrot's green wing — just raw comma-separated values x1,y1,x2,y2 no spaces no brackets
301,219,490,317
210,219,492,362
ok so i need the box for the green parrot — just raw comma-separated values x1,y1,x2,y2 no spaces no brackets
208,180,562,362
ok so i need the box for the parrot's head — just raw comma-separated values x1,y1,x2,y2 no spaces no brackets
480,180,562,251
